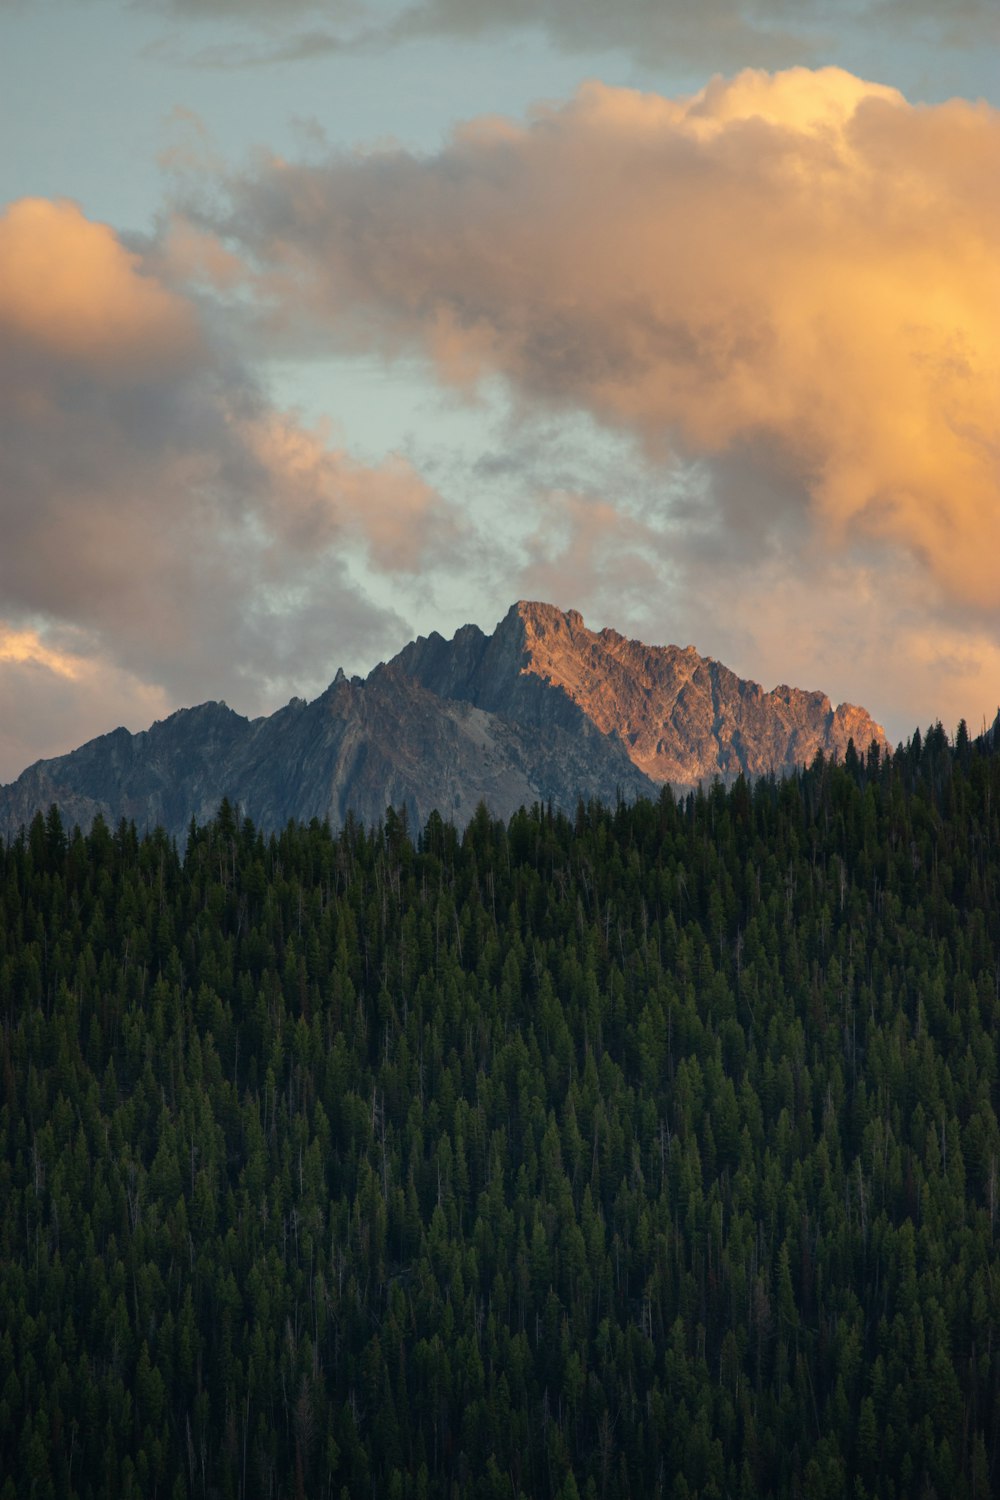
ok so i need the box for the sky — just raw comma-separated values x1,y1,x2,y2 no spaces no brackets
1,0,998,781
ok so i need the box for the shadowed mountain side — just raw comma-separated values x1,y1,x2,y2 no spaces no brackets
393,601,889,788
0,664,656,842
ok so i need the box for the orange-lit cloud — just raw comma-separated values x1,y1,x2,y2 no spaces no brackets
239,412,462,573
0,198,200,373
211,66,1000,614
0,623,173,780
0,627,84,681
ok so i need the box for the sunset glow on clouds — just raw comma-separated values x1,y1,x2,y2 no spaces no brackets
0,626,86,683
206,68,1000,611
1,0,999,781
0,198,200,371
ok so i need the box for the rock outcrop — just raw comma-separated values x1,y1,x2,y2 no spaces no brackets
0,602,889,840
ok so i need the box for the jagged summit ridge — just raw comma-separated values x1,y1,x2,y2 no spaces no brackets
393,601,889,789
0,602,888,839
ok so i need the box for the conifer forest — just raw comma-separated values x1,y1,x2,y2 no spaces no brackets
2,725,999,1499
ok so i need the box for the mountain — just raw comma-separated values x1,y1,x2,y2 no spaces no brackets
0,656,654,843
394,601,888,787
0,602,888,840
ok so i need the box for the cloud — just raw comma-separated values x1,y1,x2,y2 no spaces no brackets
392,0,999,63
202,67,1000,617
141,27,350,71
0,197,461,779
516,491,664,622
683,552,1000,746
0,197,200,371
0,626,89,682
0,624,173,783
506,489,1000,745
383,0,809,68
138,0,999,71
143,0,362,18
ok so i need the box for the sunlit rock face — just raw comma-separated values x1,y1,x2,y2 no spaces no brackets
394,601,889,790
0,602,887,839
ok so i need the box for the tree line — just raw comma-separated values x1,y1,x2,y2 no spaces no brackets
1,721,999,1497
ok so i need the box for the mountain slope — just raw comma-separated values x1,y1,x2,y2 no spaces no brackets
0,660,654,842
393,601,888,787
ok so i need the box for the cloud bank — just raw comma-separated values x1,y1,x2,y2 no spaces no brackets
207,67,999,615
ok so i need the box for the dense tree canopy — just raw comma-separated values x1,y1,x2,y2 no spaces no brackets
1,724,999,1498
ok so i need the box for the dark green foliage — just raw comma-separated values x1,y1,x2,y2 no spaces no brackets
2,730,1000,1498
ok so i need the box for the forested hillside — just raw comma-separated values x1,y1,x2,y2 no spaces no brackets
1,725,999,1499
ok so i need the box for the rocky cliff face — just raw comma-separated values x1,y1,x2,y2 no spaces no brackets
0,602,888,840
394,602,889,789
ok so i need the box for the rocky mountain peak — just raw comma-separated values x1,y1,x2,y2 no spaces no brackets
509,600,584,636
1,601,891,841
396,602,889,790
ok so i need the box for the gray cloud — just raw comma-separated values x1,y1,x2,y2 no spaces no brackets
142,0,360,18
385,0,810,69
418,0,998,58
139,0,998,71
141,27,350,70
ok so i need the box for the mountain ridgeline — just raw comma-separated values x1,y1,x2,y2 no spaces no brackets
0,602,888,841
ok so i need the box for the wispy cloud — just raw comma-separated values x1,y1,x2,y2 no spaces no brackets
138,0,998,71
141,26,352,71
